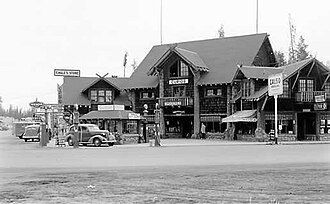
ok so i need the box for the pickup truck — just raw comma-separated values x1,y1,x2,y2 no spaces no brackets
65,124,116,147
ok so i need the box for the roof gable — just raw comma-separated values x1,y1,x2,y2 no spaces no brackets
81,78,121,93
62,77,130,105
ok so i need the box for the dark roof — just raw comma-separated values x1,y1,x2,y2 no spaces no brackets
62,77,131,105
242,58,330,101
238,66,283,79
174,47,209,71
128,33,269,89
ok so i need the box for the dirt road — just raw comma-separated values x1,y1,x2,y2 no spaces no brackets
1,131,330,203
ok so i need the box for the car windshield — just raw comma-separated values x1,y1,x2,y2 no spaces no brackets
87,125,100,131
25,127,39,136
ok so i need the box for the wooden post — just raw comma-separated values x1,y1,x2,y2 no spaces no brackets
226,85,232,129
193,72,201,137
158,69,165,138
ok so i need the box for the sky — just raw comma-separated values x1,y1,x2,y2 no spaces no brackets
0,0,329,110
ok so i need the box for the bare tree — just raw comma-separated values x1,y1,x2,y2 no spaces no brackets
218,25,225,38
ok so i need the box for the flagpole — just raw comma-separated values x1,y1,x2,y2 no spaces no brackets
256,0,258,33
160,0,163,45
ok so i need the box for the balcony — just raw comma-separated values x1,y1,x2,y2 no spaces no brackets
295,91,328,102
159,97,193,107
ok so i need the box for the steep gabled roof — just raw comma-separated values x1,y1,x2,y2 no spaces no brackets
62,77,130,105
81,77,121,93
127,33,269,89
238,66,283,80
242,58,330,101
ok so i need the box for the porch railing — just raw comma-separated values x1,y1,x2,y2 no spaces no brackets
295,91,327,102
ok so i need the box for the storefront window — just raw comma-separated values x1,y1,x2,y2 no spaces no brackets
165,119,181,133
320,114,330,134
265,120,294,134
123,120,137,134
204,122,226,133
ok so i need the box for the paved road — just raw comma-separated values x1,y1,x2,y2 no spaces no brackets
1,130,329,171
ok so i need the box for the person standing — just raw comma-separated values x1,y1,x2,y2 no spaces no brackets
201,123,206,139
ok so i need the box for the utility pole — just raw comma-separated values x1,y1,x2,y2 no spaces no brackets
289,14,296,63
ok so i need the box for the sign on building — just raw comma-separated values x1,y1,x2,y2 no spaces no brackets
128,112,141,120
169,79,188,85
98,104,125,111
268,73,283,96
57,84,63,104
54,69,80,77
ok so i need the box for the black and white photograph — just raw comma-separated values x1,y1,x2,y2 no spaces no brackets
0,0,330,203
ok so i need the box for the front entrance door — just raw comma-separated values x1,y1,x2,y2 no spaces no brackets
182,117,193,138
297,113,316,141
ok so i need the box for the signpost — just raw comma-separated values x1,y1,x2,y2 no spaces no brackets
268,73,283,144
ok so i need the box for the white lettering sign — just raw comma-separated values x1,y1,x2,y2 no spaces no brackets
54,69,80,77
128,113,141,120
164,101,182,106
169,79,188,85
98,105,125,111
315,95,325,103
268,73,283,96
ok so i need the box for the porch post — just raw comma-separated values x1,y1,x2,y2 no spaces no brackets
226,85,232,129
158,69,165,138
193,72,201,136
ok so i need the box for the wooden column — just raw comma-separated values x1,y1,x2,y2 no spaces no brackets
316,112,320,141
226,85,232,129
158,70,165,138
257,98,265,130
129,91,136,112
193,72,201,136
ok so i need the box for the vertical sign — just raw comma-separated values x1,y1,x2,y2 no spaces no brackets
268,73,283,144
57,84,63,104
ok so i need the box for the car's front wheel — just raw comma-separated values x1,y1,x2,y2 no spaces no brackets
68,137,73,146
108,142,114,147
93,138,101,147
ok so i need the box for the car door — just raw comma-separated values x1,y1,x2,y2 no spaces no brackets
81,126,89,142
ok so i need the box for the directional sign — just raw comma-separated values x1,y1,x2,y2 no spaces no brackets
29,100,44,108
54,69,80,77
268,73,283,96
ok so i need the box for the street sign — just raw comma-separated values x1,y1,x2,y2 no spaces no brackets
29,100,44,108
54,69,80,77
268,73,283,96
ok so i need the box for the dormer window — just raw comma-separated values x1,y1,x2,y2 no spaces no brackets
169,61,189,78
90,89,113,103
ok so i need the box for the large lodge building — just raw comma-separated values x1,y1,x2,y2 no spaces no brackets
61,33,330,142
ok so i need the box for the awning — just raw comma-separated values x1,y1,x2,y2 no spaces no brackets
80,110,144,120
222,110,257,123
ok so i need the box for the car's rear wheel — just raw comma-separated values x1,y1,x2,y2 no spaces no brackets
93,138,101,147
108,142,114,147
68,137,73,146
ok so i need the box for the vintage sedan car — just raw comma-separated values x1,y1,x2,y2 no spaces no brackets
22,124,40,142
65,124,116,147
